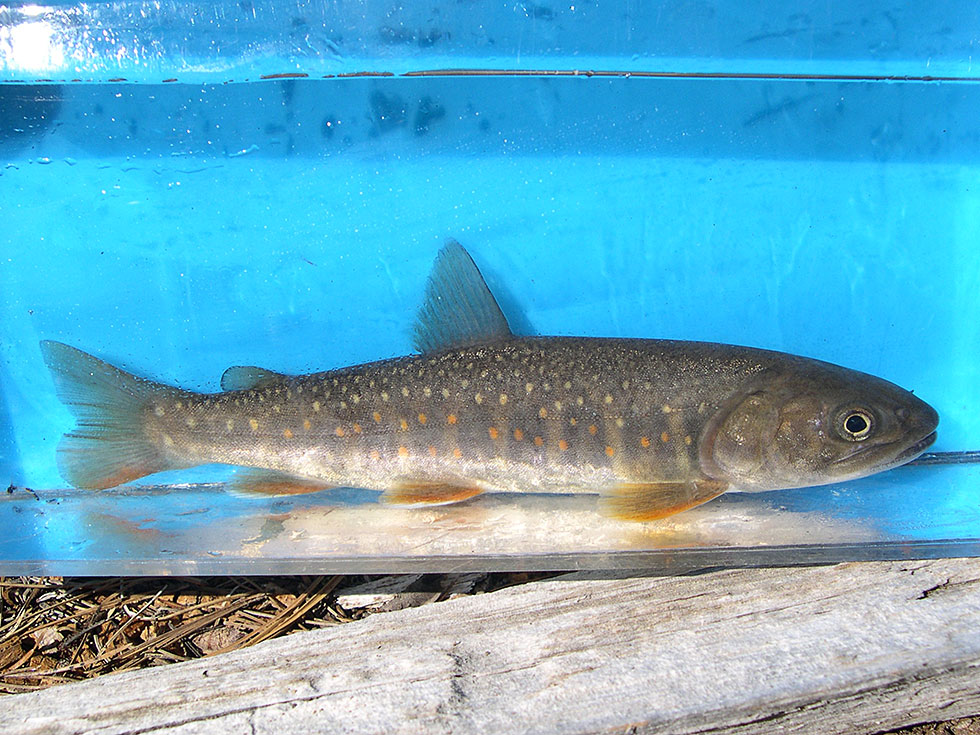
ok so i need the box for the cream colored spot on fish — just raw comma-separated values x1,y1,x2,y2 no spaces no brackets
534,435,544,447
273,405,282,414
352,394,360,404
441,388,450,399
558,439,569,451
175,401,183,409
400,418,408,431
475,393,484,405
418,413,427,425
662,404,672,414
569,417,577,426
640,436,651,448
499,394,508,406
495,354,503,362
539,407,548,419
225,419,234,432
698,402,707,414
525,383,534,394
381,391,389,402
303,419,311,431
576,396,584,406
369,379,375,388
488,427,500,440
423,387,432,397
447,413,457,425
622,380,630,390
283,428,293,439
513,428,524,441
685,435,693,445
186,417,196,428
606,446,615,457
604,394,613,405
554,400,563,412
615,418,624,428
461,379,469,389
336,427,345,437
564,381,572,390
154,405,165,417
401,387,409,397
163,434,175,448
398,446,409,458
481,370,489,378
661,431,670,443
543,382,551,391
370,450,381,461
249,419,259,431
313,401,321,412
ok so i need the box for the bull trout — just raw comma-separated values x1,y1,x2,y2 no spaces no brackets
41,241,938,521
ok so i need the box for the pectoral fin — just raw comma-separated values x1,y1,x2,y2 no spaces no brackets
228,469,333,496
381,481,483,506
601,480,728,522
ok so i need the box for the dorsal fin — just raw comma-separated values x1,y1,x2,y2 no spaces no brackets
412,240,513,354
220,366,291,392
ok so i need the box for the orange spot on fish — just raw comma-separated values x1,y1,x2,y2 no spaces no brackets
335,427,345,437
373,411,382,423
418,413,427,425
428,445,438,457
685,435,693,445
353,423,362,434
370,450,380,460
303,419,311,431
661,432,670,443
400,418,408,431
447,413,457,425
513,428,524,441
539,407,548,419
569,417,577,426
534,435,544,446
453,448,462,459
640,436,651,448
398,446,409,458
588,424,598,435
558,439,569,451
606,445,615,457
488,427,499,440
283,428,293,439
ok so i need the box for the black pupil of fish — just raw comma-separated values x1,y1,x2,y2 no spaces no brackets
845,413,869,434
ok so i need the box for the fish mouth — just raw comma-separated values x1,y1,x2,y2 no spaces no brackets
893,430,937,464
832,429,937,475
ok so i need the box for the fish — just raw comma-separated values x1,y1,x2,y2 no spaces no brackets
40,240,938,521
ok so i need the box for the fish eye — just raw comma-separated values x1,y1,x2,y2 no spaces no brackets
838,409,874,441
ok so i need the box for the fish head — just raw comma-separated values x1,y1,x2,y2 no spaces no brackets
701,365,938,491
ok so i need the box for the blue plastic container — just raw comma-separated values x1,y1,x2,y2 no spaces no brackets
1,1,978,572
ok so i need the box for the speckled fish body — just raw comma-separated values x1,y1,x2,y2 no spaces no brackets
41,242,938,521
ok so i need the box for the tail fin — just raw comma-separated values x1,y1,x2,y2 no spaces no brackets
40,340,177,490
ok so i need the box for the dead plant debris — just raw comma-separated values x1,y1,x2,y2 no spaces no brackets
0,572,553,693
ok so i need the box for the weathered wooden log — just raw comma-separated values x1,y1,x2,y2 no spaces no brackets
5,558,980,735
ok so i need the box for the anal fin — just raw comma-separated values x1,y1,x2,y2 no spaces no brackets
381,481,483,506
601,480,728,522
228,469,333,497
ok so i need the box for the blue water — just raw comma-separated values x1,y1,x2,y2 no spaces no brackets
1,72,979,569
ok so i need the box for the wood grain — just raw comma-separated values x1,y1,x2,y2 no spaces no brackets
4,559,980,735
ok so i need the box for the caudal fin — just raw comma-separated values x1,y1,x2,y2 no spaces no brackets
41,340,178,490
